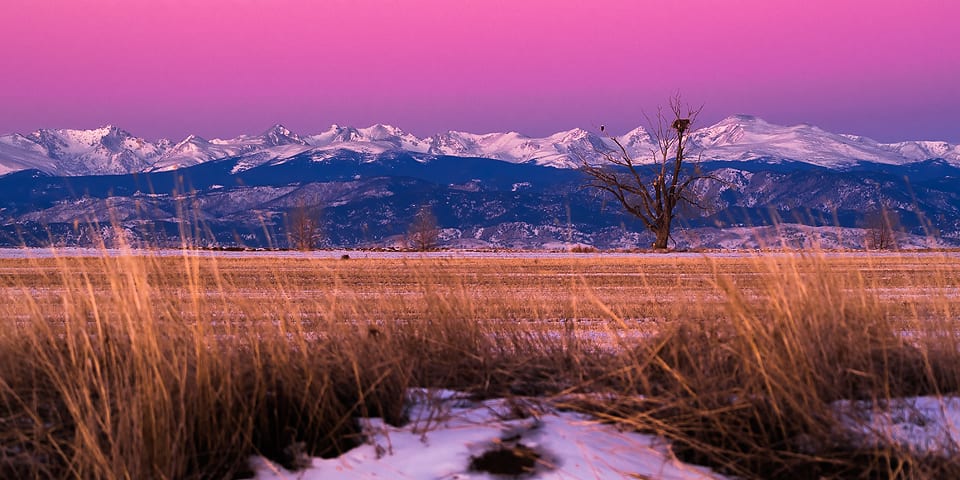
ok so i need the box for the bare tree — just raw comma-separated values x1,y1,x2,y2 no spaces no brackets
407,205,439,251
287,202,323,251
864,206,899,250
582,95,717,249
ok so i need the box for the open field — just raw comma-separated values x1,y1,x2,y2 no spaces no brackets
1,250,960,478
3,251,959,326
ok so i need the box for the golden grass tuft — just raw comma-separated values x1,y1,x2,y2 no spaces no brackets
584,253,960,478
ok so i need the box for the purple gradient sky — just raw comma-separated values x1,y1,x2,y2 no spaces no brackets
2,0,958,142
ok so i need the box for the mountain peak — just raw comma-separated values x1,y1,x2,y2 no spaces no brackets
621,126,653,146
173,134,209,148
335,125,362,142
554,127,590,139
27,125,136,149
711,114,768,128
91,124,133,138
360,123,408,139
692,115,778,147
262,123,292,136
260,124,306,146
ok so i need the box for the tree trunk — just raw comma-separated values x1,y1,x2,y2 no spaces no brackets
653,220,671,249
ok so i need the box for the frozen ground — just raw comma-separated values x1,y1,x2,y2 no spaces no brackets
252,390,960,480
837,396,960,456
252,389,728,480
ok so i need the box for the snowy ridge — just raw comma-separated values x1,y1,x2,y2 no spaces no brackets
14,126,167,176
2,117,959,176
689,115,960,167
0,133,57,176
153,125,313,172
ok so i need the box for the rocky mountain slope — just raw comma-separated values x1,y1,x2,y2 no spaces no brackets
1,147,957,249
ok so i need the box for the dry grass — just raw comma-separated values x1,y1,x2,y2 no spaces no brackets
582,253,960,478
0,249,959,478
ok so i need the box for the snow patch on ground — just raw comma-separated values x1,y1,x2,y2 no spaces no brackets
253,389,727,479
251,392,960,479
837,396,960,456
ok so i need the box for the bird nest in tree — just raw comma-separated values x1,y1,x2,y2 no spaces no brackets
672,118,691,133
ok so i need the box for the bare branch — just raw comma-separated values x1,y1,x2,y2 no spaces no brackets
287,202,323,251
581,95,726,249
407,205,440,251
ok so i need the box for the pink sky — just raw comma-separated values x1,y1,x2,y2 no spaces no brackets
2,0,958,142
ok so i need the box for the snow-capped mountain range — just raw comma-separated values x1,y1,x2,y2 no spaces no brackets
1,116,958,177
